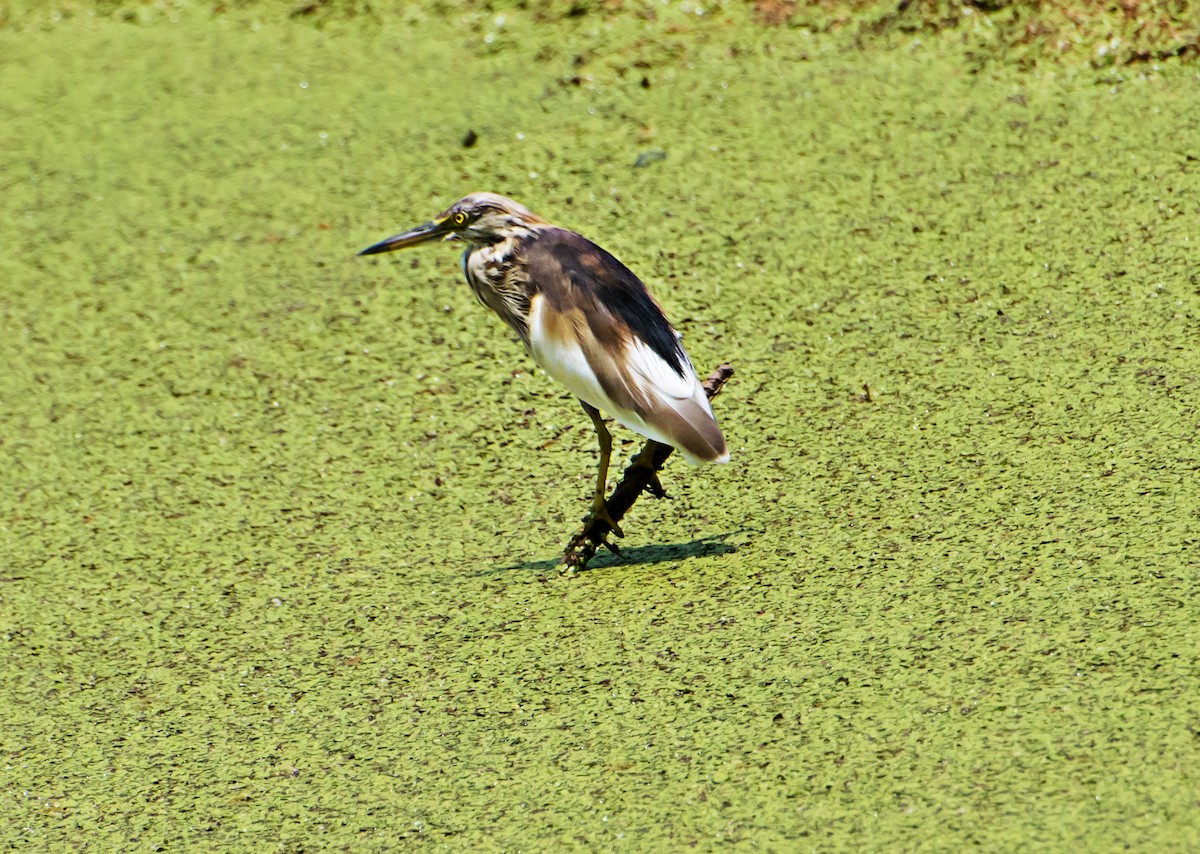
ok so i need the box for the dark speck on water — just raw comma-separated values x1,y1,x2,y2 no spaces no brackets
634,150,667,168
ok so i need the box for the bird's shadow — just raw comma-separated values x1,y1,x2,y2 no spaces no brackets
481,530,740,575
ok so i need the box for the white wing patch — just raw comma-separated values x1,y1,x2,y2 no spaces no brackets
527,294,618,413
624,338,696,401
624,339,727,464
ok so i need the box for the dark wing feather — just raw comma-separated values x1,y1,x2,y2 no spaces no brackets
522,228,687,378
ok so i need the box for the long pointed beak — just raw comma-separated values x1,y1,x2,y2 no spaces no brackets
358,219,450,255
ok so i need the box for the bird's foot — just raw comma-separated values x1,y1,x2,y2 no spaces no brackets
562,501,624,571
582,498,624,539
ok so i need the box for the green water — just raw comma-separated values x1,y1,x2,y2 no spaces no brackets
2,4,1198,848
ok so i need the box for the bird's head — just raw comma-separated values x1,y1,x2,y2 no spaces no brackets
358,192,547,256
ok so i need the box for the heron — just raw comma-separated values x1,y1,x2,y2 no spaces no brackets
359,192,728,538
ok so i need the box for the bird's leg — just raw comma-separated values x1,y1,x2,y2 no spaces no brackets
580,402,624,538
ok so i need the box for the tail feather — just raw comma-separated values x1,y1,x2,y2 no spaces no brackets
613,378,728,465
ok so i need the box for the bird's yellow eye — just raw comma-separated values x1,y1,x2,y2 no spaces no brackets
452,211,468,226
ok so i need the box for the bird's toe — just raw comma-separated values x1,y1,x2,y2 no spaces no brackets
583,498,624,539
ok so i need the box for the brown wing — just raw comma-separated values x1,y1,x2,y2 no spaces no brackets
521,229,727,463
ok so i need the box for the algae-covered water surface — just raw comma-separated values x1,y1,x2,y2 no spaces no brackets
2,3,1199,848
